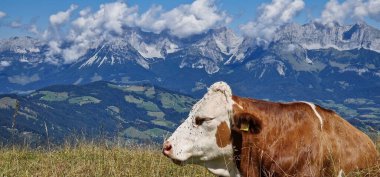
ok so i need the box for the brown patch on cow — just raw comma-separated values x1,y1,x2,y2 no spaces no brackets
230,95,378,177
215,121,231,148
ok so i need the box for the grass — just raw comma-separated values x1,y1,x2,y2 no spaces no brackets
68,96,101,106
0,140,379,176
38,91,69,102
0,142,213,177
159,93,195,113
124,95,161,112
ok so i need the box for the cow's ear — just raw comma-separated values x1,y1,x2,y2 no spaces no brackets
234,113,262,134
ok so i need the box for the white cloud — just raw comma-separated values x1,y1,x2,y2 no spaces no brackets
47,0,229,63
49,4,78,26
10,21,22,28
0,61,11,67
8,74,40,85
137,0,230,37
60,2,138,63
79,7,91,16
240,0,305,40
28,24,39,34
320,0,380,25
0,11,6,19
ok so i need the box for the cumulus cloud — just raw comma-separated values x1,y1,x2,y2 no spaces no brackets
59,2,138,62
0,11,6,19
240,0,305,40
320,0,380,25
10,21,22,28
136,0,230,37
8,74,40,85
0,61,11,67
50,4,78,27
28,24,39,34
45,0,229,63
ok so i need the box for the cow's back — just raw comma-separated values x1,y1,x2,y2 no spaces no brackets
232,96,378,176
317,106,378,175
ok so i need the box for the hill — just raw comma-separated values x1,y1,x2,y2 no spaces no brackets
0,81,196,145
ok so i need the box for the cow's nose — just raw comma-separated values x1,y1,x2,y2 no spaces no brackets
162,141,172,156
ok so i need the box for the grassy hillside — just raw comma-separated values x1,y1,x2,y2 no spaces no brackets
0,141,379,177
0,143,213,177
0,81,196,145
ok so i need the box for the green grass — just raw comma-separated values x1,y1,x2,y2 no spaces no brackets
120,127,170,140
151,119,176,128
124,95,161,112
38,91,69,102
68,96,101,106
147,111,165,119
121,127,151,140
159,93,195,113
0,143,213,177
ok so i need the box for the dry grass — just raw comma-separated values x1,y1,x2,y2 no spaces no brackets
346,141,380,177
347,164,380,177
0,142,213,177
1,141,380,177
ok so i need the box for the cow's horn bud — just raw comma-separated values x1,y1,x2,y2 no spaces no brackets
209,81,232,97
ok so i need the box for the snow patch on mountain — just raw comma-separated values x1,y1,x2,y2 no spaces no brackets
0,37,43,53
79,45,105,68
213,28,242,56
275,22,380,53
127,31,179,59
340,67,369,75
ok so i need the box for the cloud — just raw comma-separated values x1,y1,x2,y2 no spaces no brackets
28,24,39,34
49,4,78,27
8,74,40,85
136,0,230,37
240,0,305,40
10,21,22,28
46,0,229,63
0,61,11,67
320,0,380,25
59,2,138,63
0,11,6,19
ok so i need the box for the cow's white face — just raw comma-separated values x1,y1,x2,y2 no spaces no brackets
163,82,239,176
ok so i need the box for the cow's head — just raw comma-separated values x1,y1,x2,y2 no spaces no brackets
162,81,239,176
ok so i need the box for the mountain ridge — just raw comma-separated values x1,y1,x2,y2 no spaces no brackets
1,21,380,131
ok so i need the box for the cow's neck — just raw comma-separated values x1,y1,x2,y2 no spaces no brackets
204,156,241,177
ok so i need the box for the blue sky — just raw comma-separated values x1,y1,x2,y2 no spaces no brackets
0,0,379,39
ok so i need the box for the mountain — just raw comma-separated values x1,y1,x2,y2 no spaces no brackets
274,22,380,52
0,81,378,147
0,22,380,131
0,81,196,145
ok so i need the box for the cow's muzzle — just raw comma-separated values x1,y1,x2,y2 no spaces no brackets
162,141,172,156
162,141,185,166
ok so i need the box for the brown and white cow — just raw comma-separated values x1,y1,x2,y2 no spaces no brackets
162,81,377,177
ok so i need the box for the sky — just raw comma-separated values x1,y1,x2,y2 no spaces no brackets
0,0,380,40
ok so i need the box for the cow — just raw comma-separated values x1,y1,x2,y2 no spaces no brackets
162,81,377,177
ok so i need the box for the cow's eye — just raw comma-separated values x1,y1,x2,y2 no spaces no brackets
194,117,213,126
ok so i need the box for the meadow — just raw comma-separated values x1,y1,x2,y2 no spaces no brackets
0,140,379,177
0,141,213,177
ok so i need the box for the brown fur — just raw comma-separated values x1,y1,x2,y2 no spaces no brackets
230,95,378,177
215,121,232,148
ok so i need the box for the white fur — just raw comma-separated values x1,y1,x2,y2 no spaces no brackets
337,169,344,177
166,81,240,176
300,101,323,130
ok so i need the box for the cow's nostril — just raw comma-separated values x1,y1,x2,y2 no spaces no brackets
165,144,172,151
163,141,172,156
